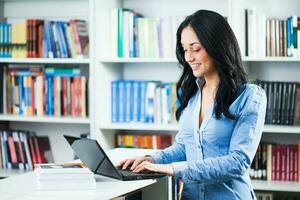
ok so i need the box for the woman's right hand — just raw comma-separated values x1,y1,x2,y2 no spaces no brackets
118,156,154,171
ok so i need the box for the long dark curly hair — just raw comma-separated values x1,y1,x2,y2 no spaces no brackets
176,10,247,120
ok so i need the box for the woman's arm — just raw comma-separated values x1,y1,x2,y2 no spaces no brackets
151,138,186,164
172,86,267,185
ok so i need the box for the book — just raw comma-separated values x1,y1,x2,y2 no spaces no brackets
35,163,96,190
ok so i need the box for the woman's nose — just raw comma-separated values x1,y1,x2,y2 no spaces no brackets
185,51,194,62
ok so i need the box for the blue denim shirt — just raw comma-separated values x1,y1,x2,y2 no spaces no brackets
151,78,267,200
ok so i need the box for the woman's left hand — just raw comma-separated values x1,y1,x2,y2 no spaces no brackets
132,161,174,176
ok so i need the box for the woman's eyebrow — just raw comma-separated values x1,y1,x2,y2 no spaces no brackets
181,42,201,46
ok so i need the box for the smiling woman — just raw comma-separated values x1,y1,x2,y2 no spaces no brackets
119,10,267,200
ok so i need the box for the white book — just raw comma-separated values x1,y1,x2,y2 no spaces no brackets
111,8,118,58
161,17,173,58
154,86,161,124
266,144,272,181
37,179,96,190
256,13,266,57
270,19,276,56
123,10,130,58
161,86,168,124
20,132,33,170
34,163,92,174
37,173,94,181
275,19,280,57
292,15,298,57
247,8,256,57
145,82,156,123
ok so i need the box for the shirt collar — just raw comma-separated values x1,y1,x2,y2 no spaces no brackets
195,77,205,90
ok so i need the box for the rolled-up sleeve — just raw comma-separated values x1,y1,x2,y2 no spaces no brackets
174,86,267,185
151,131,186,164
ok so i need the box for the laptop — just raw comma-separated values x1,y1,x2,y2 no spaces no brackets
63,135,165,181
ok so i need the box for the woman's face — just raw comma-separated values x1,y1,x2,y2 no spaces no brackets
181,26,216,78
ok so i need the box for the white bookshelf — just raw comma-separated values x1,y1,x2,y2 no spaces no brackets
243,57,300,62
100,123,300,134
93,0,300,195
0,0,94,166
0,115,90,124
0,58,90,64
0,0,299,195
252,180,300,192
100,57,178,63
0,169,28,178
100,123,178,132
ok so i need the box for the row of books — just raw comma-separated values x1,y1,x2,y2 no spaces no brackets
255,80,300,125
111,80,177,124
255,192,273,200
250,143,299,182
245,8,300,58
0,66,88,117
0,130,53,171
0,19,89,58
111,8,184,58
115,133,172,149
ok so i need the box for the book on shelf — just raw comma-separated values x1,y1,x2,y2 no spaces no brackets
0,19,89,58
255,192,273,200
255,80,300,125
0,65,88,118
250,143,300,182
111,80,177,124
34,163,96,190
245,9,300,58
115,133,172,149
111,8,184,58
0,130,53,171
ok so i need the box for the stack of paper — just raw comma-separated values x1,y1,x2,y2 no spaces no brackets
34,163,96,190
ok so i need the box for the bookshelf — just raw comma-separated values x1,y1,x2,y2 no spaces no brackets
0,115,90,124
0,0,300,196
0,0,95,176
252,180,300,192
94,0,300,196
0,58,90,64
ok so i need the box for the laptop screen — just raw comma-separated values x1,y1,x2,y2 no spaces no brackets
64,135,121,179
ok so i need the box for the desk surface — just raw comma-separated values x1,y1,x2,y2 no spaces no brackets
0,148,161,200
0,172,157,200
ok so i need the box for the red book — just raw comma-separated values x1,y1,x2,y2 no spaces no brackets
290,145,295,181
32,19,37,57
33,136,42,164
7,133,18,168
37,20,44,58
281,145,287,181
160,135,172,149
28,136,37,166
294,145,298,181
272,145,276,180
286,145,291,181
71,78,76,116
62,77,68,116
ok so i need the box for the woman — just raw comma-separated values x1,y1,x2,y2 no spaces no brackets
119,10,266,199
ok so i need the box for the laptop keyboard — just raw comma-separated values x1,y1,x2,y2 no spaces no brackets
118,169,141,177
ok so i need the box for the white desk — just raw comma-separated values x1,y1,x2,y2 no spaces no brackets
0,148,169,200
0,172,158,200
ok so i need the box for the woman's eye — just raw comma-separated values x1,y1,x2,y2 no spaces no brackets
193,48,200,52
